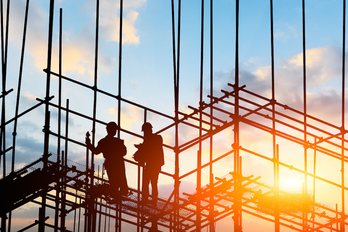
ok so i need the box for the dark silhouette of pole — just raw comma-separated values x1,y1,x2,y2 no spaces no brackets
233,0,242,231
116,1,123,231
197,0,204,230
12,0,29,173
302,0,309,229
90,0,100,230
209,0,215,230
54,8,63,232
39,0,54,231
117,0,123,138
269,0,280,231
341,0,346,231
171,0,181,229
0,0,11,192
61,99,69,232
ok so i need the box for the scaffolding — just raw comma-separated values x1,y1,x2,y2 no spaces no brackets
1,0,348,231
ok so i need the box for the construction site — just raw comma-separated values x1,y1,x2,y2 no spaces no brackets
1,0,348,231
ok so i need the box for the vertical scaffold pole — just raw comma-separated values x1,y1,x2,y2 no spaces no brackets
90,0,100,231
341,0,346,231
54,8,63,232
116,0,124,231
197,0,204,230
9,0,28,230
209,0,215,230
39,0,54,231
117,0,123,137
12,0,30,174
0,0,10,230
312,139,317,229
171,0,181,230
61,99,69,231
269,0,279,231
0,0,11,181
0,1,11,219
301,0,309,230
233,0,241,231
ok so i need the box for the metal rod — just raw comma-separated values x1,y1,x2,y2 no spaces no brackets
78,197,81,232
341,0,347,230
54,8,63,232
196,0,204,229
90,0,100,230
270,0,279,230
301,0,309,230
11,0,29,173
0,0,7,189
73,189,78,232
170,1,178,226
97,167,101,232
234,0,241,231
62,99,69,232
312,138,317,228
4,0,10,64
209,0,214,230
173,0,182,229
117,0,123,138
39,0,54,229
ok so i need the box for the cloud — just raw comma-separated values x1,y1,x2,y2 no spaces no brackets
274,22,300,42
287,46,342,84
24,91,37,101
109,104,143,131
100,0,146,45
242,46,344,112
37,27,116,78
9,0,89,75
8,0,143,77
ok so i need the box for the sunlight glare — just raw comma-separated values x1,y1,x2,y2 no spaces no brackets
279,176,303,192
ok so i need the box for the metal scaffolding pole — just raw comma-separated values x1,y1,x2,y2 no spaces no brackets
301,0,309,230
341,1,346,231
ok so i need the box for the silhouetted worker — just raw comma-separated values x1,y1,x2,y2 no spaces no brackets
138,122,165,205
85,122,128,197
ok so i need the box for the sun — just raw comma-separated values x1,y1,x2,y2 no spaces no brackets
279,176,304,192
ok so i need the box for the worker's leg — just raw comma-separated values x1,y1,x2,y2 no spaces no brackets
119,172,129,195
150,167,160,203
142,167,150,201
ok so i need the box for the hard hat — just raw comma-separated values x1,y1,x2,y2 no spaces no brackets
141,122,152,132
107,121,119,130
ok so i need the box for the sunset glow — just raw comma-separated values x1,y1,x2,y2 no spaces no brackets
1,0,348,231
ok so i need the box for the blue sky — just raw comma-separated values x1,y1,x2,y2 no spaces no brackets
3,0,348,231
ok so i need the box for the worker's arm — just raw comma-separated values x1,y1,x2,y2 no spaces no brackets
85,132,102,154
120,139,127,156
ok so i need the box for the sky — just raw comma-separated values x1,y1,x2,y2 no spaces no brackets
2,0,348,231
